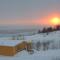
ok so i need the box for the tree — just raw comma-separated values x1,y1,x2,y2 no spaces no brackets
36,41,41,51
56,25,60,30
42,27,47,33
38,29,41,34
46,27,53,32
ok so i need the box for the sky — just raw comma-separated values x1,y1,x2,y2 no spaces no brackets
0,0,60,29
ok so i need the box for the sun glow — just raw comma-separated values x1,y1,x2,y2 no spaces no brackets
50,17,60,25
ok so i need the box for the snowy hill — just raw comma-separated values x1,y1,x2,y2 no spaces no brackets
0,31,60,60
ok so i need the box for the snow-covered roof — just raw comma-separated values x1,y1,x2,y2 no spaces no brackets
0,40,23,46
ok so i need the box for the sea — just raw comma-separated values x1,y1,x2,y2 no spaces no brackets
0,25,47,37
0,29,38,38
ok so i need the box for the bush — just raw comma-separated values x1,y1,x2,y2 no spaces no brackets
36,41,41,51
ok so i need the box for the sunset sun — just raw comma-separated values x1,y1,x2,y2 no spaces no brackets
50,17,60,25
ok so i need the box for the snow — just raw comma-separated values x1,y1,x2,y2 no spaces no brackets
0,40,23,46
0,49,60,60
0,31,60,60
24,31,60,43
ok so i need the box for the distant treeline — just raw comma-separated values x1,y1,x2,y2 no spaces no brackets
38,25,60,34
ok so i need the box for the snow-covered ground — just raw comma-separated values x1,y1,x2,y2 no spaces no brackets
24,31,60,42
0,49,60,60
24,31,60,49
0,31,60,60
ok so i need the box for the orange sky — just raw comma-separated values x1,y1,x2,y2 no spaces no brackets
0,19,52,26
0,0,60,27
0,13,60,26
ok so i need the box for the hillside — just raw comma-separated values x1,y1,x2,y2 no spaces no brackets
0,31,60,60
